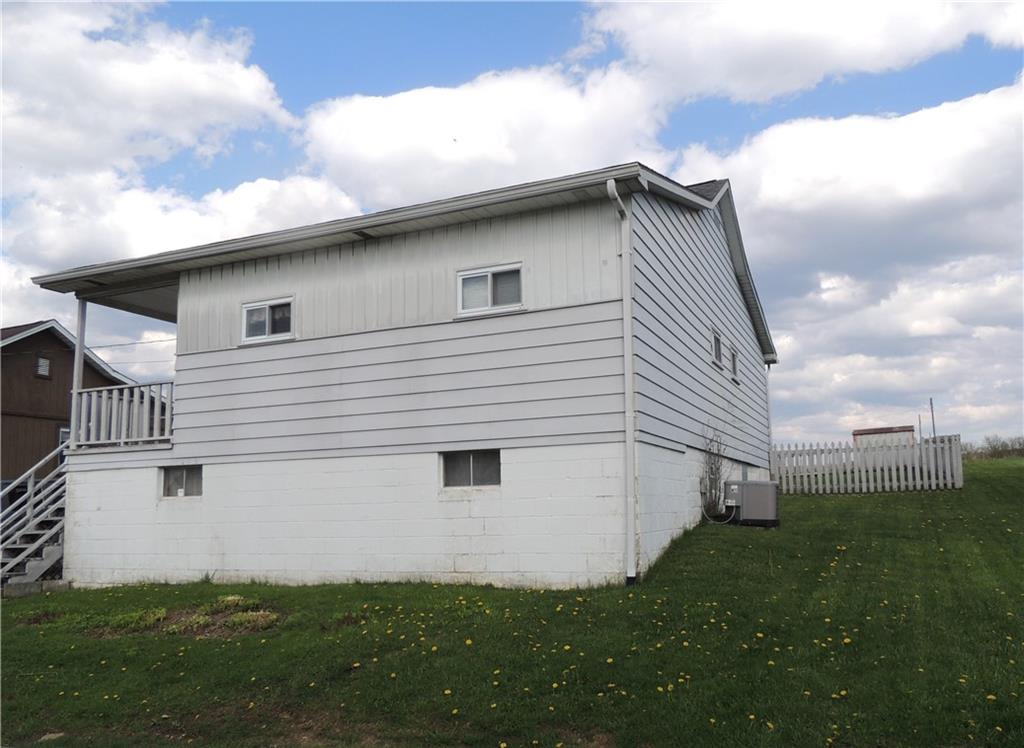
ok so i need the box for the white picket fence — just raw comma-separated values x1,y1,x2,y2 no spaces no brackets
771,435,963,495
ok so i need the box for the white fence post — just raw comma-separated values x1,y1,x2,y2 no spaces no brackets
771,434,963,495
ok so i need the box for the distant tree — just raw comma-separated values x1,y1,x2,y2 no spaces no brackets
962,435,1024,460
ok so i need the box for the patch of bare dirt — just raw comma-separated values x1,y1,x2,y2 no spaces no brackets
20,610,62,625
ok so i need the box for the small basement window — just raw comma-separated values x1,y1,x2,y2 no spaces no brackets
162,465,203,497
457,264,522,316
35,356,51,378
242,297,293,343
443,450,501,487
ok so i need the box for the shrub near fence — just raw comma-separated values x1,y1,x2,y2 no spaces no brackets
771,435,963,495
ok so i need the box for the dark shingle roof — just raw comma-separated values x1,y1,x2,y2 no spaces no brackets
0,320,51,341
684,179,728,201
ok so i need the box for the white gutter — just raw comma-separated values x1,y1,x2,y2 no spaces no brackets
607,178,639,584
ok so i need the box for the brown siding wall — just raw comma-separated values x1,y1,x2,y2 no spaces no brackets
1,329,122,480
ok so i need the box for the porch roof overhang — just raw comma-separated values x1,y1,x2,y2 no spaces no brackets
33,162,777,362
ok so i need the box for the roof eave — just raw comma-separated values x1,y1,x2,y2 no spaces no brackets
714,185,778,365
0,319,136,385
33,162,653,294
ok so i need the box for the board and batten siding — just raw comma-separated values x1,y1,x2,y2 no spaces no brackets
176,200,623,354
631,192,771,468
68,301,626,469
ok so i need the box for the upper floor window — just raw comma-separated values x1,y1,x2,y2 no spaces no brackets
712,331,723,366
242,297,293,344
730,348,738,377
35,356,51,378
457,263,522,316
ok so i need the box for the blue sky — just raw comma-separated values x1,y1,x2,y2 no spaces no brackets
3,2,1021,442
146,3,1022,196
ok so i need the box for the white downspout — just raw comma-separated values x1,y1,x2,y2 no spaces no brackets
69,297,87,449
607,179,638,584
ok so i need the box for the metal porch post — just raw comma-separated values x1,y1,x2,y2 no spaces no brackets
68,297,87,449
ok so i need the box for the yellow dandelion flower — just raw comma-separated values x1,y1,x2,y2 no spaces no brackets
444,688,452,695
756,632,764,639
842,637,852,645
748,713,756,720
465,638,473,646
986,694,997,701
352,662,361,668
451,708,459,715
491,703,497,709
767,721,775,730
606,657,614,664
431,645,438,652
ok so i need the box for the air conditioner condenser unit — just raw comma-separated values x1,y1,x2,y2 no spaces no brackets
723,480,779,527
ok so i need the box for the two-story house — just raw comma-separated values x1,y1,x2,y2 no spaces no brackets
1,319,132,489
30,163,777,588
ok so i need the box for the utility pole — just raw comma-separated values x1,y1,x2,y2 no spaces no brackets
929,397,937,440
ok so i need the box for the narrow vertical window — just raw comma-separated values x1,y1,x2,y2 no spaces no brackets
35,356,51,378
712,332,723,364
731,349,738,377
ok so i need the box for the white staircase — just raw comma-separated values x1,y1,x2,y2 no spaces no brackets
1,442,69,586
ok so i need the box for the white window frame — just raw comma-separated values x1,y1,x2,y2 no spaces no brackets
456,262,524,317
711,330,724,368
730,347,741,384
241,296,295,345
161,465,203,498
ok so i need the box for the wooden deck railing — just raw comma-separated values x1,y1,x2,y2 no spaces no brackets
73,382,174,448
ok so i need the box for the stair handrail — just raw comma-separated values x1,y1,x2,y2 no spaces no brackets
0,511,65,578
1,440,70,505
1,467,65,524
2,474,67,545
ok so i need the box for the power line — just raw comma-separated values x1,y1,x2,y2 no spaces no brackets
89,337,177,349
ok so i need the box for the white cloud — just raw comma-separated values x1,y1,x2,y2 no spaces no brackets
1,3,294,195
581,2,1022,102
2,174,359,370
4,172,358,268
674,83,1023,443
675,81,1023,265
304,65,670,210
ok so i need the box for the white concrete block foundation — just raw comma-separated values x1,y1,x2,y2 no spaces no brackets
64,443,628,589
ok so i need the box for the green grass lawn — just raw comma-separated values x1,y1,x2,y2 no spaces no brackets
2,458,1022,747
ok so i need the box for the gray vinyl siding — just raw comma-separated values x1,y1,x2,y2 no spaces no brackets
176,200,622,354
67,301,625,470
631,192,770,468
